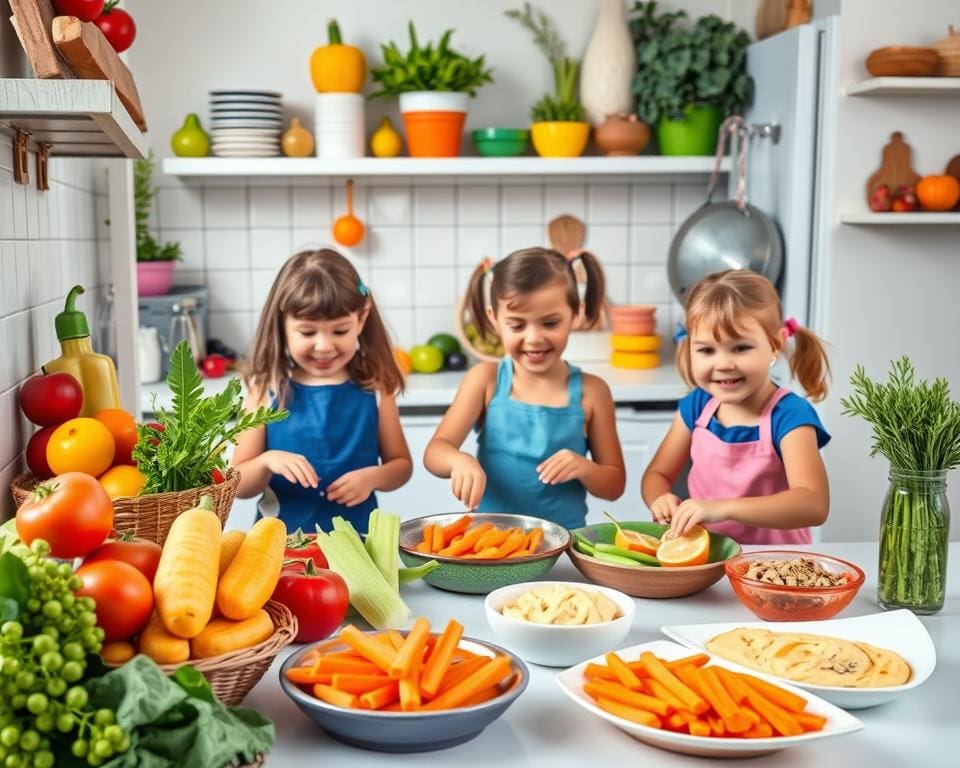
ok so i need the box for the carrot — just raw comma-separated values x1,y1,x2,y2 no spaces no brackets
474,528,510,552
313,683,358,709
743,722,774,738
285,667,333,685
331,674,394,695
741,705,763,727
507,548,532,558
385,631,406,652
644,679,687,711
706,713,726,736
415,541,432,554
596,697,662,729
666,712,690,730
420,619,465,697
740,686,803,737
312,656,381,676
605,652,644,690
450,646,483,662
525,527,543,552
435,656,488,694
399,653,422,711
496,531,526,558
584,662,619,681
431,525,444,553
438,523,493,556
583,680,672,716
793,711,827,732
687,718,712,737
638,652,709,715
461,686,502,707
673,664,709,700
339,625,397,673
421,524,436,552
389,617,431,679
464,547,501,559
696,667,751,734
359,680,399,710
381,702,404,712
441,515,473,545
667,653,709,669
737,673,807,714
713,666,752,705
422,655,512,711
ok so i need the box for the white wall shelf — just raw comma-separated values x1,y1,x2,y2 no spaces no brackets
0,78,146,158
162,155,731,181
841,211,960,225
846,77,960,97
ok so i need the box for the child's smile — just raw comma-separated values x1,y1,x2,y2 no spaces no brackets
490,282,575,375
690,316,782,408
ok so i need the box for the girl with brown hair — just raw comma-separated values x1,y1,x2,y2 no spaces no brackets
642,269,832,544
424,247,625,528
232,249,411,533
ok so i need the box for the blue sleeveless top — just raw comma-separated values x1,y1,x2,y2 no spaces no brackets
258,379,379,534
476,359,588,529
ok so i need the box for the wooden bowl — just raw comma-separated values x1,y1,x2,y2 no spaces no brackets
865,46,940,77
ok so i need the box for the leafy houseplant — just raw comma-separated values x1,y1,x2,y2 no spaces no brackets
370,22,493,157
841,356,959,614
506,3,589,157
629,1,754,155
134,150,182,296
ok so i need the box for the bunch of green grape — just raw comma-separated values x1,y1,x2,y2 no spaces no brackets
0,540,130,767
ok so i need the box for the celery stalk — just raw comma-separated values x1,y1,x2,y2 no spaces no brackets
364,509,400,591
398,561,440,584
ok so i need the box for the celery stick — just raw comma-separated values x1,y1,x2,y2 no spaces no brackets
398,560,440,584
364,509,400,591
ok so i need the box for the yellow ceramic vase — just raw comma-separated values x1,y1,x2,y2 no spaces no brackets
531,121,591,157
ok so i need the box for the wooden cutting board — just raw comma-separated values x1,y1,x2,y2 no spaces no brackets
9,0,74,78
865,132,920,202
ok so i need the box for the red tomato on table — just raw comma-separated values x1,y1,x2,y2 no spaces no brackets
83,538,163,583
75,560,153,642
283,529,328,570
271,564,348,643
16,472,113,559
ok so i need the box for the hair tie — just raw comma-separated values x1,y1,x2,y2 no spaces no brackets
783,317,799,338
357,278,368,297
673,324,688,344
480,257,495,308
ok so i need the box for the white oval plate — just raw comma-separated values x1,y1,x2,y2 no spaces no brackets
556,639,862,759
660,610,936,710
211,128,280,137
211,106,282,114
212,143,280,151
210,97,281,106
211,121,283,129
212,150,281,158
209,89,282,99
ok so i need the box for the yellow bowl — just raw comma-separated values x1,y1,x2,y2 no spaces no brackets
611,334,661,353
531,122,590,157
611,350,660,369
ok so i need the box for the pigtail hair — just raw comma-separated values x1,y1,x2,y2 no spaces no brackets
573,250,607,327
787,325,831,402
675,336,695,390
466,260,496,342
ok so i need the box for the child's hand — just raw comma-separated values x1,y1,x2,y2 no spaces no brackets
326,468,376,508
451,454,486,509
668,498,725,537
650,493,681,525
537,449,587,485
263,450,319,488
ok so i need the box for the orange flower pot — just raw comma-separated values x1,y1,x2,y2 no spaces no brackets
401,111,466,157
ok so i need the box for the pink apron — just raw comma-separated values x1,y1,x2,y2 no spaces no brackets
687,387,811,545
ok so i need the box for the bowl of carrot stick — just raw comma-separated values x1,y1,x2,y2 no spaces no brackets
280,616,530,752
398,512,571,594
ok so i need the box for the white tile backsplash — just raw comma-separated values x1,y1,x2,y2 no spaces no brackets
368,227,412,268
587,184,630,225
632,183,673,224
414,267,456,307
630,224,673,265
250,187,291,228
209,311,254,357
158,187,203,229
413,186,455,225
205,229,249,271
12,182,28,239
250,229,292,270
204,187,247,228
381,307,414,350
501,185,543,225
292,187,332,228
370,267,414,309
631,265,673,304
457,186,499,225
604,266,630,305
414,226,456,267
0,243,16,315
501,225,542,256
163,229,205,272
586,224,629,265
414,307,458,345
369,186,412,226
457,226,499,266
544,185,586,221
206,270,252,311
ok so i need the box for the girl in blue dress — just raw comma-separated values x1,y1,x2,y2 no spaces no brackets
424,247,626,529
233,249,412,534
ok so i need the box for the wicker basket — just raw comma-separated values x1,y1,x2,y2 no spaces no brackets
9,468,241,546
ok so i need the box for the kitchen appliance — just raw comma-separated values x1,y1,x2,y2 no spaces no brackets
138,286,208,374
168,297,205,365
138,326,163,384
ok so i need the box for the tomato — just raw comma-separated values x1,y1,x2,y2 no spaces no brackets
25,426,57,479
46,417,115,477
201,354,228,378
52,0,104,23
93,4,136,53
98,465,146,499
19,372,83,426
271,563,348,643
75,560,153,642
16,472,113,559
145,421,164,446
284,529,327,570
83,538,162,583
210,467,226,484
94,408,138,465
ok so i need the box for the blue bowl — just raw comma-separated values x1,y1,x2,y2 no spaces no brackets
279,632,529,752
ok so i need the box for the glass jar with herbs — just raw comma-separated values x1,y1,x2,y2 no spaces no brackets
842,357,959,614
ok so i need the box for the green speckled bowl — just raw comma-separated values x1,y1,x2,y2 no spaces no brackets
399,513,570,595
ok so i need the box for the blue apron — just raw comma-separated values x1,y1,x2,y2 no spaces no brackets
259,379,379,534
476,358,588,529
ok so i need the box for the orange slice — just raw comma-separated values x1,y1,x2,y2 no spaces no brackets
656,526,710,567
614,529,660,556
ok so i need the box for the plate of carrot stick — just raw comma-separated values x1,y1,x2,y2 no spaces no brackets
556,640,862,758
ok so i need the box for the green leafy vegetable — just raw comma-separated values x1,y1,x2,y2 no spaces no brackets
134,150,181,263
133,341,288,493
0,551,30,610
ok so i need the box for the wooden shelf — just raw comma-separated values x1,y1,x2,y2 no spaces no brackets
841,211,960,225
162,155,731,180
846,77,960,97
0,78,145,158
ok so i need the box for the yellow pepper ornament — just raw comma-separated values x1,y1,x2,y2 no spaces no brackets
310,19,366,93
370,116,403,157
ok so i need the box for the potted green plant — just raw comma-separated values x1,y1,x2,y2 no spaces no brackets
135,150,181,296
506,3,590,157
629,1,753,155
370,22,493,157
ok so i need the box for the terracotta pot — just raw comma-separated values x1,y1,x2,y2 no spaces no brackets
594,113,650,156
399,92,469,157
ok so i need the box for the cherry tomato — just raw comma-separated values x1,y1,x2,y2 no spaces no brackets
19,372,83,426
52,0,104,23
93,4,136,53
201,354,228,378
271,562,348,643
25,426,57,479
144,421,165,446
75,560,153,642
283,529,327,570
94,408,138,466
46,417,115,477
210,467,226,484
16,472,113,559
83,538,162,583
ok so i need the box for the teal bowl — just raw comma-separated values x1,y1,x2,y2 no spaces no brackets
399,512,570,594
567,521,741,599
471,128,530,157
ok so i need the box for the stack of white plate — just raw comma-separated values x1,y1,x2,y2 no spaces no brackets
209,89,283,157
315,93,364,159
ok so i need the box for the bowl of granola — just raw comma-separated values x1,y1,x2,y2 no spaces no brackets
724,551,865,621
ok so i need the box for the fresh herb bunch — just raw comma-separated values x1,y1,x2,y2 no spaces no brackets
370,21,493,97
841,356,960,472
133,342,288,493
134,150,181,263
505,3,586,123
629,1,753,124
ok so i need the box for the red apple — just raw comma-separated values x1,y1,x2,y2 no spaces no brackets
25,426,57,479
892,186,917,213
869,184,893,212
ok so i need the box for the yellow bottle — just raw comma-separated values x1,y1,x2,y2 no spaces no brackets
43,285,122,417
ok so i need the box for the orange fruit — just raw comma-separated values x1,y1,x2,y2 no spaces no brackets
656,525,711,568
98,465,147,500
394,348,413,376
94,408,138,465
46,417,115,477
614,528,660,556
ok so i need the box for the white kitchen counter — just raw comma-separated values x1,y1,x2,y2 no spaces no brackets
139,362,687,415
242,542,959,767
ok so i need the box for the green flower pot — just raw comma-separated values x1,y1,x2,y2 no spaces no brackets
656,104,723,156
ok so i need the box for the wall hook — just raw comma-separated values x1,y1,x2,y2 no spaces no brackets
36,144,51,192
13,129,30,185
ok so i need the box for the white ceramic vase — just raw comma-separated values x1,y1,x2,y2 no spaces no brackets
580,0,637,125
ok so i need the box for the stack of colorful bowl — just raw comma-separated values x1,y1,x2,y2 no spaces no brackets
609,306,660,369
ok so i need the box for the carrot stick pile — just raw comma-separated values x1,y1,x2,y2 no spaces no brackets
285,618,516,712
414,515,544,559
582,651,826,738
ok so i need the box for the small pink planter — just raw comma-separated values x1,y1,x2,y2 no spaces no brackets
137,261,175,297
